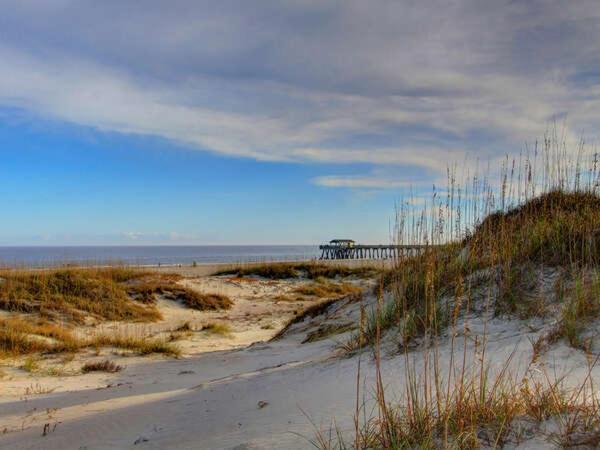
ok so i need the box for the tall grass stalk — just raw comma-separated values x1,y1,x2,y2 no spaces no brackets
320,133,600,447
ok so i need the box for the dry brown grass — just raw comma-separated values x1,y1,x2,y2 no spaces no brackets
0,267,232,328
273,294,307,302
89,333,181,357
201,322,232,336
353,190,600,350
216,262,378,280
0,317,80,357
81,360,123,373
0,267,236,362
273,280,362,304
0,267,160,323
467,190,600,267
537,270,600,351
293,280,362,298
127,280,233,310
316,137,600,447
0,315,180,359
314,331,600,449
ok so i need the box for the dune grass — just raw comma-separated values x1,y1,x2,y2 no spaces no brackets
293,279,363,298
0,316,181,359
0,267,232,363
90,333,181,357
0,267,232,327
0,267,160,323
349,158,600,350
549,270,600,350
312,341,600,449
315,136,600,447
0,317,81,356
216,262,378,280
273,292,363,341
127,280,233,310
201,322,232,336
81,360,123,373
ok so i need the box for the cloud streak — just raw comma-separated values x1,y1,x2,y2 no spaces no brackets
312,175,416,189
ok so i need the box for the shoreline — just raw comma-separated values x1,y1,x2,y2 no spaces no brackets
0,257,390,276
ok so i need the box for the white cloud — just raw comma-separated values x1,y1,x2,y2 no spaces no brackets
294,147,471,172
0,0,599,178
312,175,416,189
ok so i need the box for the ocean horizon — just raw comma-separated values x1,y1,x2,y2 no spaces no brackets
0,245,320,268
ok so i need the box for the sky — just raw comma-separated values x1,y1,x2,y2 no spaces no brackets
1,0,599,245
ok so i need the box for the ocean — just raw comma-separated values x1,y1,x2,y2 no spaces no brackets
0,246,320,268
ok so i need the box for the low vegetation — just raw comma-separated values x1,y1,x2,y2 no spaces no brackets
0,267,232,326
467,190,600,267
0,316,180,359
313,344,600,449
0,267,233,363
352,188,600,351
216,262,377,280
316,138,600,448
81,360,123,373
293,279,362,298
201,322,232,336
127,280,232,310
90,333,181,357
0,267,159,323
545,270,600,350
0,317,80,356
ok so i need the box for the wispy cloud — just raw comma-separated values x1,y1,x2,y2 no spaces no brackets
312,175,415,189
1,0,599,178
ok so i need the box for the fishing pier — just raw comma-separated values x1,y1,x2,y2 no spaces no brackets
319,239,429,260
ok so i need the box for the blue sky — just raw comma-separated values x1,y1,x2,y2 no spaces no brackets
0,110,403,244
1,1,599,245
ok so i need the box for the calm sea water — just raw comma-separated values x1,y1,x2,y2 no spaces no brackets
0,246,320,268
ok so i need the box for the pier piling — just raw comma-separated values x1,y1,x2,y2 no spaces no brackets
318,241,431,260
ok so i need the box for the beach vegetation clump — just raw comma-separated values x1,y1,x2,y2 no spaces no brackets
81,359,123,373
216,262,377,280
0,317,81,357
551,270,600,349
0,316,180,359
89,333,181,357
217,263,300,279
323,137,600,448
127,281,233,310
201,322,232,336
466,189,600,268
0,267,232,327
350,139,600,351
312,343,600,449
298,264,378,280
0,267,161,323
293,279,362,298
273,292,363,340
0,268,232,363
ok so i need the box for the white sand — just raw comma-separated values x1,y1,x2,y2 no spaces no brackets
0,272,598,449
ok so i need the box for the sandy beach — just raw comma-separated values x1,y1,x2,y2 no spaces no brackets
0,263,376,448
1,263,597,449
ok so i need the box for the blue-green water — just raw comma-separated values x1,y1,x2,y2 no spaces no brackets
0,246,320,268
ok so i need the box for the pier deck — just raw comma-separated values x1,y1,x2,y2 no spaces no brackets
318,244,430,260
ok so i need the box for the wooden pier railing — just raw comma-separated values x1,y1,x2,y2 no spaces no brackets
318,244,431,260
